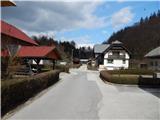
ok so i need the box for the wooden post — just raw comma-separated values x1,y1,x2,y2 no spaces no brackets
53,60,55,70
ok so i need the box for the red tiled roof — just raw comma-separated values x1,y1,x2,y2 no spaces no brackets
1,20,38,45
1,49,10,57
17,46,60,60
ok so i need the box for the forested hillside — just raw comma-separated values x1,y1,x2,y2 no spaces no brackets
32,36,93,61
105,10,160,59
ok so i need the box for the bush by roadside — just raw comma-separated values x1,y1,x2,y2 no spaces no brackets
87,65,98,71
1,70,60,116
70,64,81,68
55,64,70,73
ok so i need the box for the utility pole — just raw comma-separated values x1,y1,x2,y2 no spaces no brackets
71,49,74,65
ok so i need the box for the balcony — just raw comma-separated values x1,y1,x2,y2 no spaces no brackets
108,55,125,59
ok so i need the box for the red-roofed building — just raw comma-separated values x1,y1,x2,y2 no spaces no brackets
16,46,61,71
1,20,37,46
17,46,60,60
1,20,38,57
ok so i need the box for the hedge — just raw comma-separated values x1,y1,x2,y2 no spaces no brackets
100,70,160,85
87,65,97,71
1,70,60,116
106,69,154,75
70,64,81,68
100,71,138,84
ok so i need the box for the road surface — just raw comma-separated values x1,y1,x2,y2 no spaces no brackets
7,65,160,120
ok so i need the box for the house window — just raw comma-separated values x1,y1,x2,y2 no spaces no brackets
108,59,113,64
123,60,126,64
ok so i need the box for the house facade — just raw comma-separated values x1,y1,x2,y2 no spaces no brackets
94,40,130,70
145,46,160,71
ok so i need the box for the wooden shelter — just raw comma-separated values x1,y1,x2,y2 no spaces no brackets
16,46,61,71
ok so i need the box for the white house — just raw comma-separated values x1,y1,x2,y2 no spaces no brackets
94,40,130,70
145,46,160,71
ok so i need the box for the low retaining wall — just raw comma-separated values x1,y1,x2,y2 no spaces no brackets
1,70,60,116
139,75,160,86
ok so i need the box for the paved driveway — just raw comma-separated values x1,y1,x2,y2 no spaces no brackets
7,65,160,120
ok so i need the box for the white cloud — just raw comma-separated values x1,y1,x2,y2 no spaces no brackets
102,30,108,34
77,43,95,48
117,0,126,3
111,7,134,29
59,35,94,48
2,1,107,34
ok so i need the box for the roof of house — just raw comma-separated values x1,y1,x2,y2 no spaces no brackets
145,46,160,58
1,20,38,45
16,46,61,60
1,0,16,7
94,44,110,53
94,40,131,57
111,40,122,44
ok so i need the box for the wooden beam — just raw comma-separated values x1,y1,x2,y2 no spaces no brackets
53,60,55,70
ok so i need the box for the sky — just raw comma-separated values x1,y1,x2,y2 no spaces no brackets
1,0,160,48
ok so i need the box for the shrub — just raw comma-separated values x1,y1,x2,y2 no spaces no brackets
70,64,81,68
87,64,97,71
73,58,80,64
55,64,69,73
1,70,60,116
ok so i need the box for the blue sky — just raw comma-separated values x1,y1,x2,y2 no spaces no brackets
1,0,160,47
55,1,160,47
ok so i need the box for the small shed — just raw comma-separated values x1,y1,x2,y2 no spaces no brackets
16,46,61,72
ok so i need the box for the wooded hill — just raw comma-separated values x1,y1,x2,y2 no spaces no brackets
104,10,160,59
32,36,93,61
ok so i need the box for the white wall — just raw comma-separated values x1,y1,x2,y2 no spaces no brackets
104,51,130,70
104,59,129,70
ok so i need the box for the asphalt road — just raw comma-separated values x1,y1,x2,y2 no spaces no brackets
7,65,160,120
